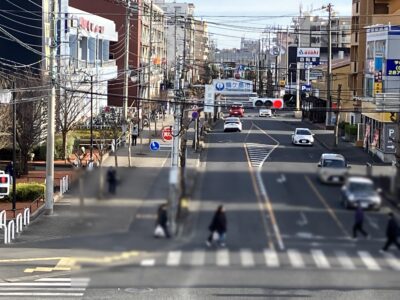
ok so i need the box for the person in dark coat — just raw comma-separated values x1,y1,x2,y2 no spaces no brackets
206,205,227,247
106,168,117,195
4,161,13,177
353,202,369,239
156,203,170,238
381,212,400,252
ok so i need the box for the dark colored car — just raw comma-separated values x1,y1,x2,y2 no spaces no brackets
229,104,244,117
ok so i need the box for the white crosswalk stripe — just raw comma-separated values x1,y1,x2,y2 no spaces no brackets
240,249,255,267
264,249,280,267
382,252,400,271
0,277,89,298
190,250,206,266
135,249,400,272
335,251,356,270
166,251,182,266
287,249,305,268
358,251,381,271
216,249,230,266
311,249,331,269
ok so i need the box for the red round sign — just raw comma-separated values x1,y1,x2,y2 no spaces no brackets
273,99,283,109
162,127,173,141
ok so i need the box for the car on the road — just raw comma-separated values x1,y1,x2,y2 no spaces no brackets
317,153,349,184
341,176,382,210
224,117,242,132
259,108,272,117
229,103,244,117
292,128,314,146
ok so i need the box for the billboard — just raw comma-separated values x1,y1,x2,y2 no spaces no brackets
386,59,400,76
204,85,214,113
297,48,320,58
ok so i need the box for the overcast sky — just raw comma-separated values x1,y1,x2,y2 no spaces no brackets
165,0,352,48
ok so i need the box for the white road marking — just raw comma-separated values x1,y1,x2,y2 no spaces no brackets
0,283,72,287
358,251,381,271
276,174,286,183
140,259,155,267
166,251,182,266
190,250,205,266
216,249,230,267
296,212,308,226
0,288,85,291
287,249,305,268
365,216,379,230
264,249,280,267
335,251,356,270
240,249,255,267
0,292,84,297
382,252,400,271
311,249,331,269
35,278,71,282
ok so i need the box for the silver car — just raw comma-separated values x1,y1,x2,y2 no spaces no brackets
341,176,382,210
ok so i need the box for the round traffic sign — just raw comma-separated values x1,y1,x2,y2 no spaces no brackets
150,141,160,151
162,126,173,142
192,111,199,119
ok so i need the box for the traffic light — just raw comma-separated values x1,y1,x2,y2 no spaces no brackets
0,172,10,196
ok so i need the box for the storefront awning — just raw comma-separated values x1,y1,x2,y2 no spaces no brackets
362,112,395,123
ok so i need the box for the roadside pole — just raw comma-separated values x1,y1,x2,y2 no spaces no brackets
45,0,57,214
334,84,342,147
396,112,400,200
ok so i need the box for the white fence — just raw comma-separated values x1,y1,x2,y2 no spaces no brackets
1,208,30,244
59,175,69,196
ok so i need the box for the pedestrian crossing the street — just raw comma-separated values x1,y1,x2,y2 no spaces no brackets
138,249,400,272
245,143,274,168
0,277,90,298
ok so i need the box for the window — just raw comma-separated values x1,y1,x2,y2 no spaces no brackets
366,78,374,97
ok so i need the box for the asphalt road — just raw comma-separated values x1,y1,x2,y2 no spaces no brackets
1,110,399,299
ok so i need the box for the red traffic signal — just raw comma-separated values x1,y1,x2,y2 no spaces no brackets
0,175,8,184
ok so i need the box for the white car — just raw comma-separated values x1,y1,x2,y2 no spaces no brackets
317,153,349,184
341,176,382,210
259,109,272,117
224,117,242,132
292,128,314,146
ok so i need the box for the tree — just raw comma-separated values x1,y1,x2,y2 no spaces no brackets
14,73,47,175
57,71,91,161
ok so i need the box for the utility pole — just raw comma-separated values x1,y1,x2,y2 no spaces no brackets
286,26,289,90
12,81,16,213
147,1,153,120
90,75,94,166
334,84,342,147
295,6,302,118
45,0,57,214
326,3,333,128
122,0,131,122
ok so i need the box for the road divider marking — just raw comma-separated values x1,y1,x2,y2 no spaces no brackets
216,249,230,267
311,249,331,269
287,249,305,268
305,175,350,239
358,251,381,271
166,251,182,266
264,249,280,267
240,249,255,267
140,259,155,267
335,251,356,270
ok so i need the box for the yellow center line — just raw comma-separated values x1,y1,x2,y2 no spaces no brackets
305,175,350,238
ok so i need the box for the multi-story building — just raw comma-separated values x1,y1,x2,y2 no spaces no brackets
193,19,210,83
214,38,259,66
155,1,195,86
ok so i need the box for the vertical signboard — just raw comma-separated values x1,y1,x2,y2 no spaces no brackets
204,85,214,113
382,124,397,153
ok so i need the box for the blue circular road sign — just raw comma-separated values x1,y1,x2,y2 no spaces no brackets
150,141,160,151
192,111,199,119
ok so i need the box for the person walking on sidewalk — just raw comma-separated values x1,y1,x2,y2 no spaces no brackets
381,212,400,252
353,202,369,240
206,205,227,247
155,203,170,238
106,167,117,195
131,125,139,146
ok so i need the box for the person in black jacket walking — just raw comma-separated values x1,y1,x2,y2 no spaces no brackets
381,212,400,252
156,203,170,238
206,205,227,247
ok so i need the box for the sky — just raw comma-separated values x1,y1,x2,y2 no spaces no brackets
166,0,352,49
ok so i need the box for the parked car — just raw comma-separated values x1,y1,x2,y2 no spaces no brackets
317,153,349,184
292,128,314,146
341,176,382,210
224,117,242,132
229,104,244,117
259,108,272,117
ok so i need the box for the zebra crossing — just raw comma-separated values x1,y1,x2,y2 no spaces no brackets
245,143,274,168
0,277,90,298
138,248,400,272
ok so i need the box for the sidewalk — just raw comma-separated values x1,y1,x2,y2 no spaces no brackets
1,112,202,253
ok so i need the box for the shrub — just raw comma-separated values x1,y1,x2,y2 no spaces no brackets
345,124,358,136
4,183,45,202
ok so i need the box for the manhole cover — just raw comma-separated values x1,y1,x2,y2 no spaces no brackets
124,288,154,294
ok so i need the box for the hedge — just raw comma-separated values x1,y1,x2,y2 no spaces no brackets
345,124,358,136
2,183,45,202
